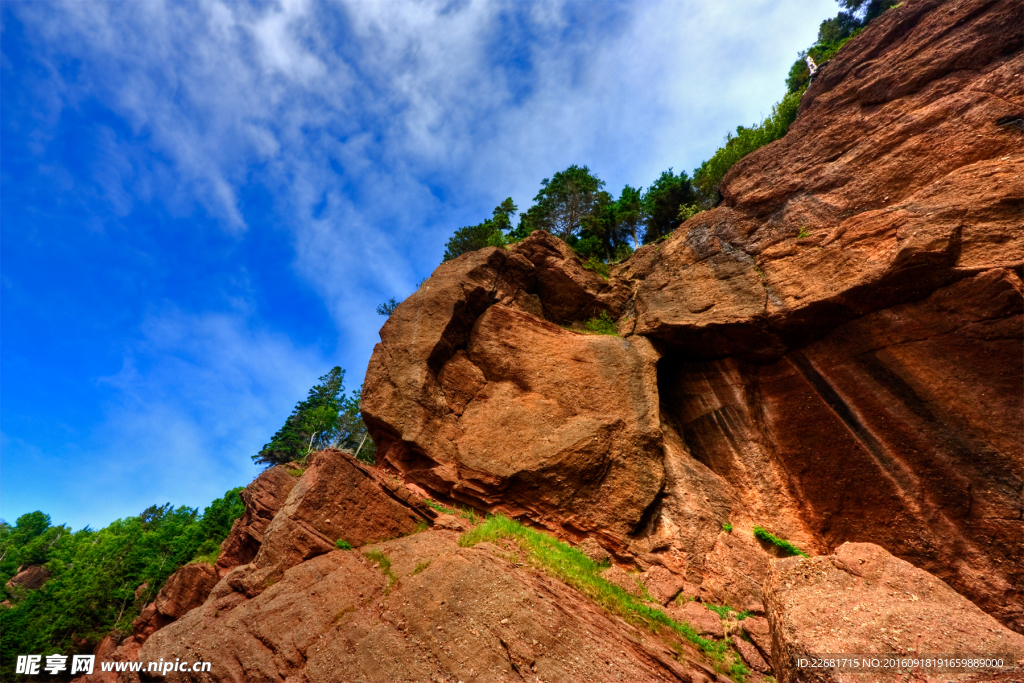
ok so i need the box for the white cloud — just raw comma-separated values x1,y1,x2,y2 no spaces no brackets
4,0,838,526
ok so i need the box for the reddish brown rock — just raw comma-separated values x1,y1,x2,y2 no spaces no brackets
131,563,218,640
215,464,298,574
154,563,218,620
138,531,718,682
641,564,688,605
601,565,644,598
575,537,610,564
764,542,1024,683
742,616,773,668
364,240,662,547
731,635,770,674
250,448,429,572
620,0,1023,360
5,564,50,591
667,601,724,638
71,632,143,683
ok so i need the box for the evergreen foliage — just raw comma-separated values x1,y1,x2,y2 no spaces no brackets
442,198,517,261
692,89,804,203
641,169,697,243
253,367,346,467
0,489,244,680
252,368,376,467
514,165,604,241
376,297,399,316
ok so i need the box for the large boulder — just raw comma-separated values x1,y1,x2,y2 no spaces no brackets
763,542,1024,682
363,231,657,548
250,448,431,571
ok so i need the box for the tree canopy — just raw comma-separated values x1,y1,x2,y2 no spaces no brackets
0,489,245,680
641,169,696,243
442,198,518,261
252,367,376,467
515,165,604,241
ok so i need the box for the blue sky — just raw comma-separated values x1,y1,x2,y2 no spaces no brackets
1,0,836,530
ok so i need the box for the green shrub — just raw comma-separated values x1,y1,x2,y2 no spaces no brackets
753,526,809,557
797,226,811,239
335,539,352,550
677,203,705,223
581,311,618,336
459,515,747,679
286,467,304,477
722,522,733,533
190,547,220,566
582,256,610,279
705,603,750,620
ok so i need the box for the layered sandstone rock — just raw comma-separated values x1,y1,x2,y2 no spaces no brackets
763,542,1024,683
362,0,1023,633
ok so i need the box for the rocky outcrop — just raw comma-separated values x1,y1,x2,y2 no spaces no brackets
362,0,1023,633
363,231,657,550
763,542,1024,682
132,563,219,639
215,463,298,574
5,564,50,592
140,532,730,683
133,451,747,682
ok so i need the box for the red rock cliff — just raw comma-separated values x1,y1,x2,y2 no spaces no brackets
363,0,1023,633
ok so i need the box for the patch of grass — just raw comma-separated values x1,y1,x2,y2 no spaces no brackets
581,311,618,336
705,603,751,621
364,550,398,592
582,256,610,279
335,539,353,550
334,606,356,622
190,548,220,566
414,520,429,533
459,507,479,524
797,226,811,239
753,526,809,558
412,560,431,576
722,522,733,533
426,500,458,515
459,515,745,679
285,467,305,477
754,265,765,279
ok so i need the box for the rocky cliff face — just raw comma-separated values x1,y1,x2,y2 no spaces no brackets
87,1,1022,681
364,0,1022,634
